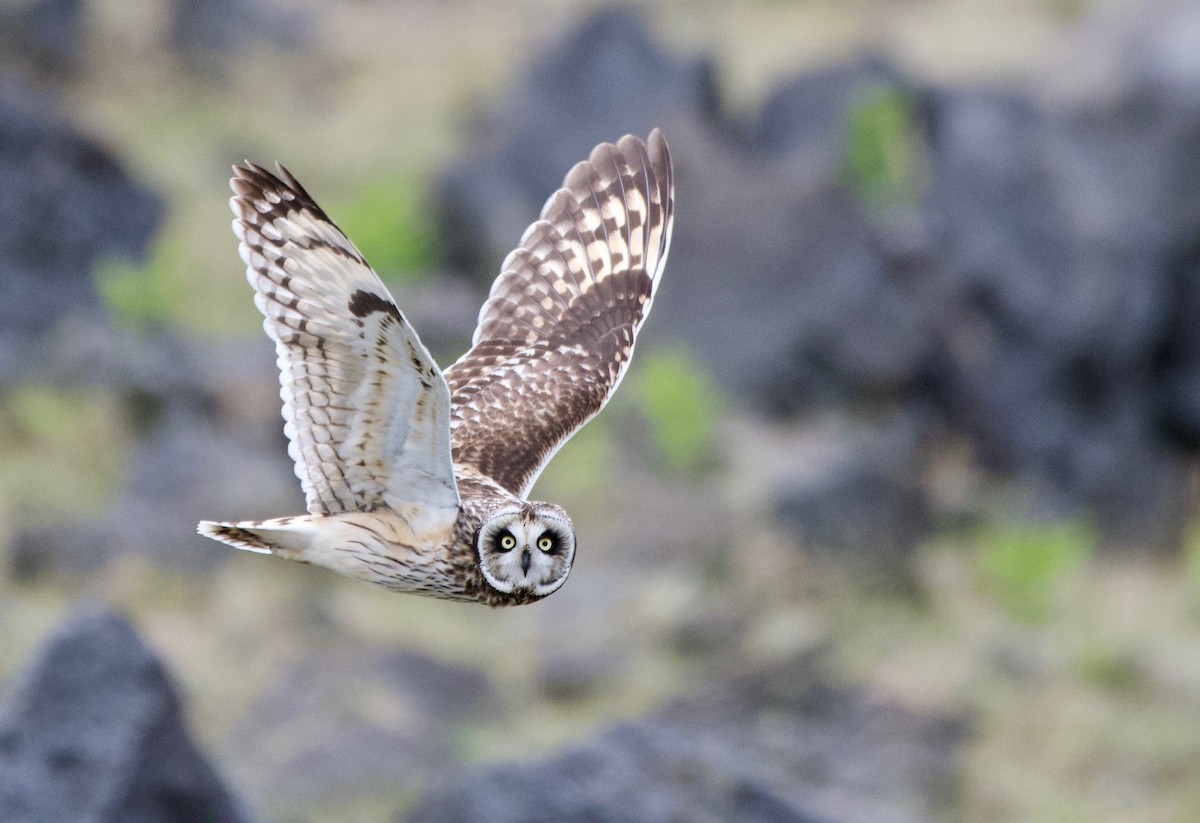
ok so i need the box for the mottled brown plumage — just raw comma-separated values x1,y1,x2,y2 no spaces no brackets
198,130,674,605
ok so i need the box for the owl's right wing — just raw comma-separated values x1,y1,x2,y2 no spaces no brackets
231,163,459,517
444,130,673,499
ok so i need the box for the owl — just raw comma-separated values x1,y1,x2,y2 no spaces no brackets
198,131,674,606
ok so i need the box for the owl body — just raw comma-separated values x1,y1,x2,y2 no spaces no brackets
198,131,673,606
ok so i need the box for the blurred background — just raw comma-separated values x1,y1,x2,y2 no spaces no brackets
1,0,1199,820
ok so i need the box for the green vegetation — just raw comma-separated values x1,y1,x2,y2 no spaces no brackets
334,175,440,287
1074,645,1144,694
0,387,128,520
973,517,1096,623
624,345,723,475
94,233,190,332
1183,519,1200,610
529,412,616,521
841,84,928,213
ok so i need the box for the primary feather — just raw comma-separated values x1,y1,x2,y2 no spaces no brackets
445,129,674,498
229,163,460,518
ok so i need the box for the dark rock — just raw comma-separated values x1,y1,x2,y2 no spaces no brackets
0,610,253,823
536,651,623,702
27,314,217,429
222,645,492,815
772,414,931,562
7,523,104,581
0,87,162,385
654,125,938,416
437,4,1200,539
170,0,309,56
1160,253,1200,449
374,650,494,720
437,6,720,279
918,85,1188,527
0,0,84,76
752,54,908,160
406,655,961,823
409,721,831,823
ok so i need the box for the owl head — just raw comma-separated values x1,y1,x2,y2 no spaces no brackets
477,502,575,598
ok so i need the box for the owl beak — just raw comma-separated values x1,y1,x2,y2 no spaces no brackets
520,548,531,575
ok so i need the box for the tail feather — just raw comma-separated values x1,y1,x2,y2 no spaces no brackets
197,516,315,558
197,521,276,554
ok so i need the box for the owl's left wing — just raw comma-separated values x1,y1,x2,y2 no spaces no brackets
231,163,459,517
445,130,674,499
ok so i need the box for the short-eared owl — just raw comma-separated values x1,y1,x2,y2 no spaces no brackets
198,131,674,606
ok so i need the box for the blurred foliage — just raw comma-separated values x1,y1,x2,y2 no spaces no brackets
624,345,723,475
94,232,190,332
1183,519,1200,611
0,387,128,520
1046,0,1090,22
528,410,619,529
841,84,928,213
334,174,440,287
973,517,1096,623
1074,645,1145,694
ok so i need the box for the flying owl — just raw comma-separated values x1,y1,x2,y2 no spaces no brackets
197,131,674,606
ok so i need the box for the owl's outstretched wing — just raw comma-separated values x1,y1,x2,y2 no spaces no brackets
231,163,459,516
444,130,674,499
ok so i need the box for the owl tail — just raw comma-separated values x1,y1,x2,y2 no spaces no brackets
197,516,316,559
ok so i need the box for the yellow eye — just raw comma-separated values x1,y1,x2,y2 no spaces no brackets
499,533,516,551
537,535,554,552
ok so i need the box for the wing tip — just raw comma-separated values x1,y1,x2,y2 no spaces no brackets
228,159,330,228
646,128,671,181
229,160,301,199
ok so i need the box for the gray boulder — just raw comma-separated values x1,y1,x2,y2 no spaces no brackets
406,655,961,823
0,610,252,823
170,0,309,56
437,12,937,414
0,87,162,384
0,0,84,75
222,645,493,816
437,6,720,278
918,85,1187,526
435,4,1200,538
772,413,931,564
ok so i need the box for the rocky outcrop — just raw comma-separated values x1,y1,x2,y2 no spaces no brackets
0,611,252,823
772,413,931,564
437,7,720,277
170,0,309,56
0,0,84,75
407,655,962,823
220,644,494,816
436,4,1200,538
0,88,162,385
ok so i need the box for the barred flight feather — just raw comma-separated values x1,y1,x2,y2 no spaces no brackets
445,129,673,498
230,163,459,518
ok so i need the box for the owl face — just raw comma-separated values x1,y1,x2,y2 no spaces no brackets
476,503,575,598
